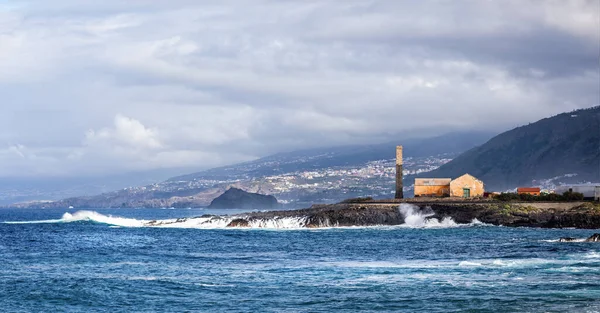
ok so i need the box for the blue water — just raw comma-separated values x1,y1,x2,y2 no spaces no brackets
1,208,599,312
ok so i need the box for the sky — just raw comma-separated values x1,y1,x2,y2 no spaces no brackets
0,0,598,178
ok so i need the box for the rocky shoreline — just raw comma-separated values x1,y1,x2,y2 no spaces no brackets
223,201,600,229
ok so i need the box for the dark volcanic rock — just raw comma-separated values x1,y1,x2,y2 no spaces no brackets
559,237,578,242
199,201,600,229
208,188,278,210
586,233,600,242
227,218,250,227
427,202,600,229
242,203,405,227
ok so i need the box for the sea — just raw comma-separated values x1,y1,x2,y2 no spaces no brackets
1,206,599,313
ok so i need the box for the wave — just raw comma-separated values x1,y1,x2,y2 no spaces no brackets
150,215,309,229
3,210,309,229
328,253,600,270
4,211,146,227
4,205,490,229
398,204,487,228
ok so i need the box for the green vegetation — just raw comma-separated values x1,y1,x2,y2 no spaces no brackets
494,191,584,202
340,197,374,203
573,202,600,212
497,204,542,216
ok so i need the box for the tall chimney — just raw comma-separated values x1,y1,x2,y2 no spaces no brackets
395,146,404,199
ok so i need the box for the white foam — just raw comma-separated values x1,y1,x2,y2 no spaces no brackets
3,211,311,229
3,210,145,227
148,215,310,229
458,261,483,267
583,252,600,259
542,238,587,243
398,203,485,228
248,216,308,228
0,206,488,230
63,211,146,227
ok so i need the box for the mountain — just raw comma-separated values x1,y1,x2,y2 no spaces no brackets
208,188,278,210
169,131,495,182
417,106,600,191
9,130,493,208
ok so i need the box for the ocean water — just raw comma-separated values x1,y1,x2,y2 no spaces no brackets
1,207,599,313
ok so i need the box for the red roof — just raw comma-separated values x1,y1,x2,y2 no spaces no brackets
517,187,540,192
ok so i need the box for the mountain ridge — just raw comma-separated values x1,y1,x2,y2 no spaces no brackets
416,106,600,191
8,130,493,208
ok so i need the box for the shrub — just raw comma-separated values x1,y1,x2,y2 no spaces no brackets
340,197,374,203
544,193,562,201
562,191,584,201
494,193,520,201
494,191,585,202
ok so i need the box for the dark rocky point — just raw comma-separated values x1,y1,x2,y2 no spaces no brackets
208,188,278,210
559,237,577,242
227,218,250,227
586,233,600,242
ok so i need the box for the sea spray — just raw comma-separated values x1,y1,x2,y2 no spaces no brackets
61,211,146,227
4,210,311,229
154,215,309,229
6,207,489,229
398,203,485,228
399,203,457,228
3,210,145,226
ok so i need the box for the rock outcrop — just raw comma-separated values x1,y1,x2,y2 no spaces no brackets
426,202,600,229
226,201,600,229
208,188,278,210
559,237,578,242
222,203,404,228
586,233,600,242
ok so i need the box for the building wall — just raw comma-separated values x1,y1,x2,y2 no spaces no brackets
414,185,450,197
449,174,484,198
520,191,541,196
518,188,540,196
555,185,600,199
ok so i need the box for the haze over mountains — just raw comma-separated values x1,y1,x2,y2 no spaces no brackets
170,131,495,182
9,131,493,208
5,106,600,209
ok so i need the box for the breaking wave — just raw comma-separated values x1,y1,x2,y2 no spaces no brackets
4,210,309,229
4,211,146,227
5,205,491,229
398,203,487,228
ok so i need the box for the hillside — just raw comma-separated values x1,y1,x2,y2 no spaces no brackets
10,131,492,208
419,106,600,191
169,131,494,182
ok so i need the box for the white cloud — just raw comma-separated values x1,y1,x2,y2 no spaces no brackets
0,0,597,178
85,114,163,150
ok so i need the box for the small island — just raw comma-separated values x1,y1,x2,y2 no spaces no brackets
208,187,279,210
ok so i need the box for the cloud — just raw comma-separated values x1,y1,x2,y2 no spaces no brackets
85,114,163,150
0,0,597,178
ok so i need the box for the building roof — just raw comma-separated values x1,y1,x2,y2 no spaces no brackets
517,187,541,192
415,178,451,186
449,173,484,186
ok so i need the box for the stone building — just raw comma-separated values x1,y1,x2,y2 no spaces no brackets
414,173,484,198
449,174,484,198
414,178,451,197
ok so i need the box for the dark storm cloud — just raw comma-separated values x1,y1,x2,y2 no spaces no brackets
0,0,598,177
